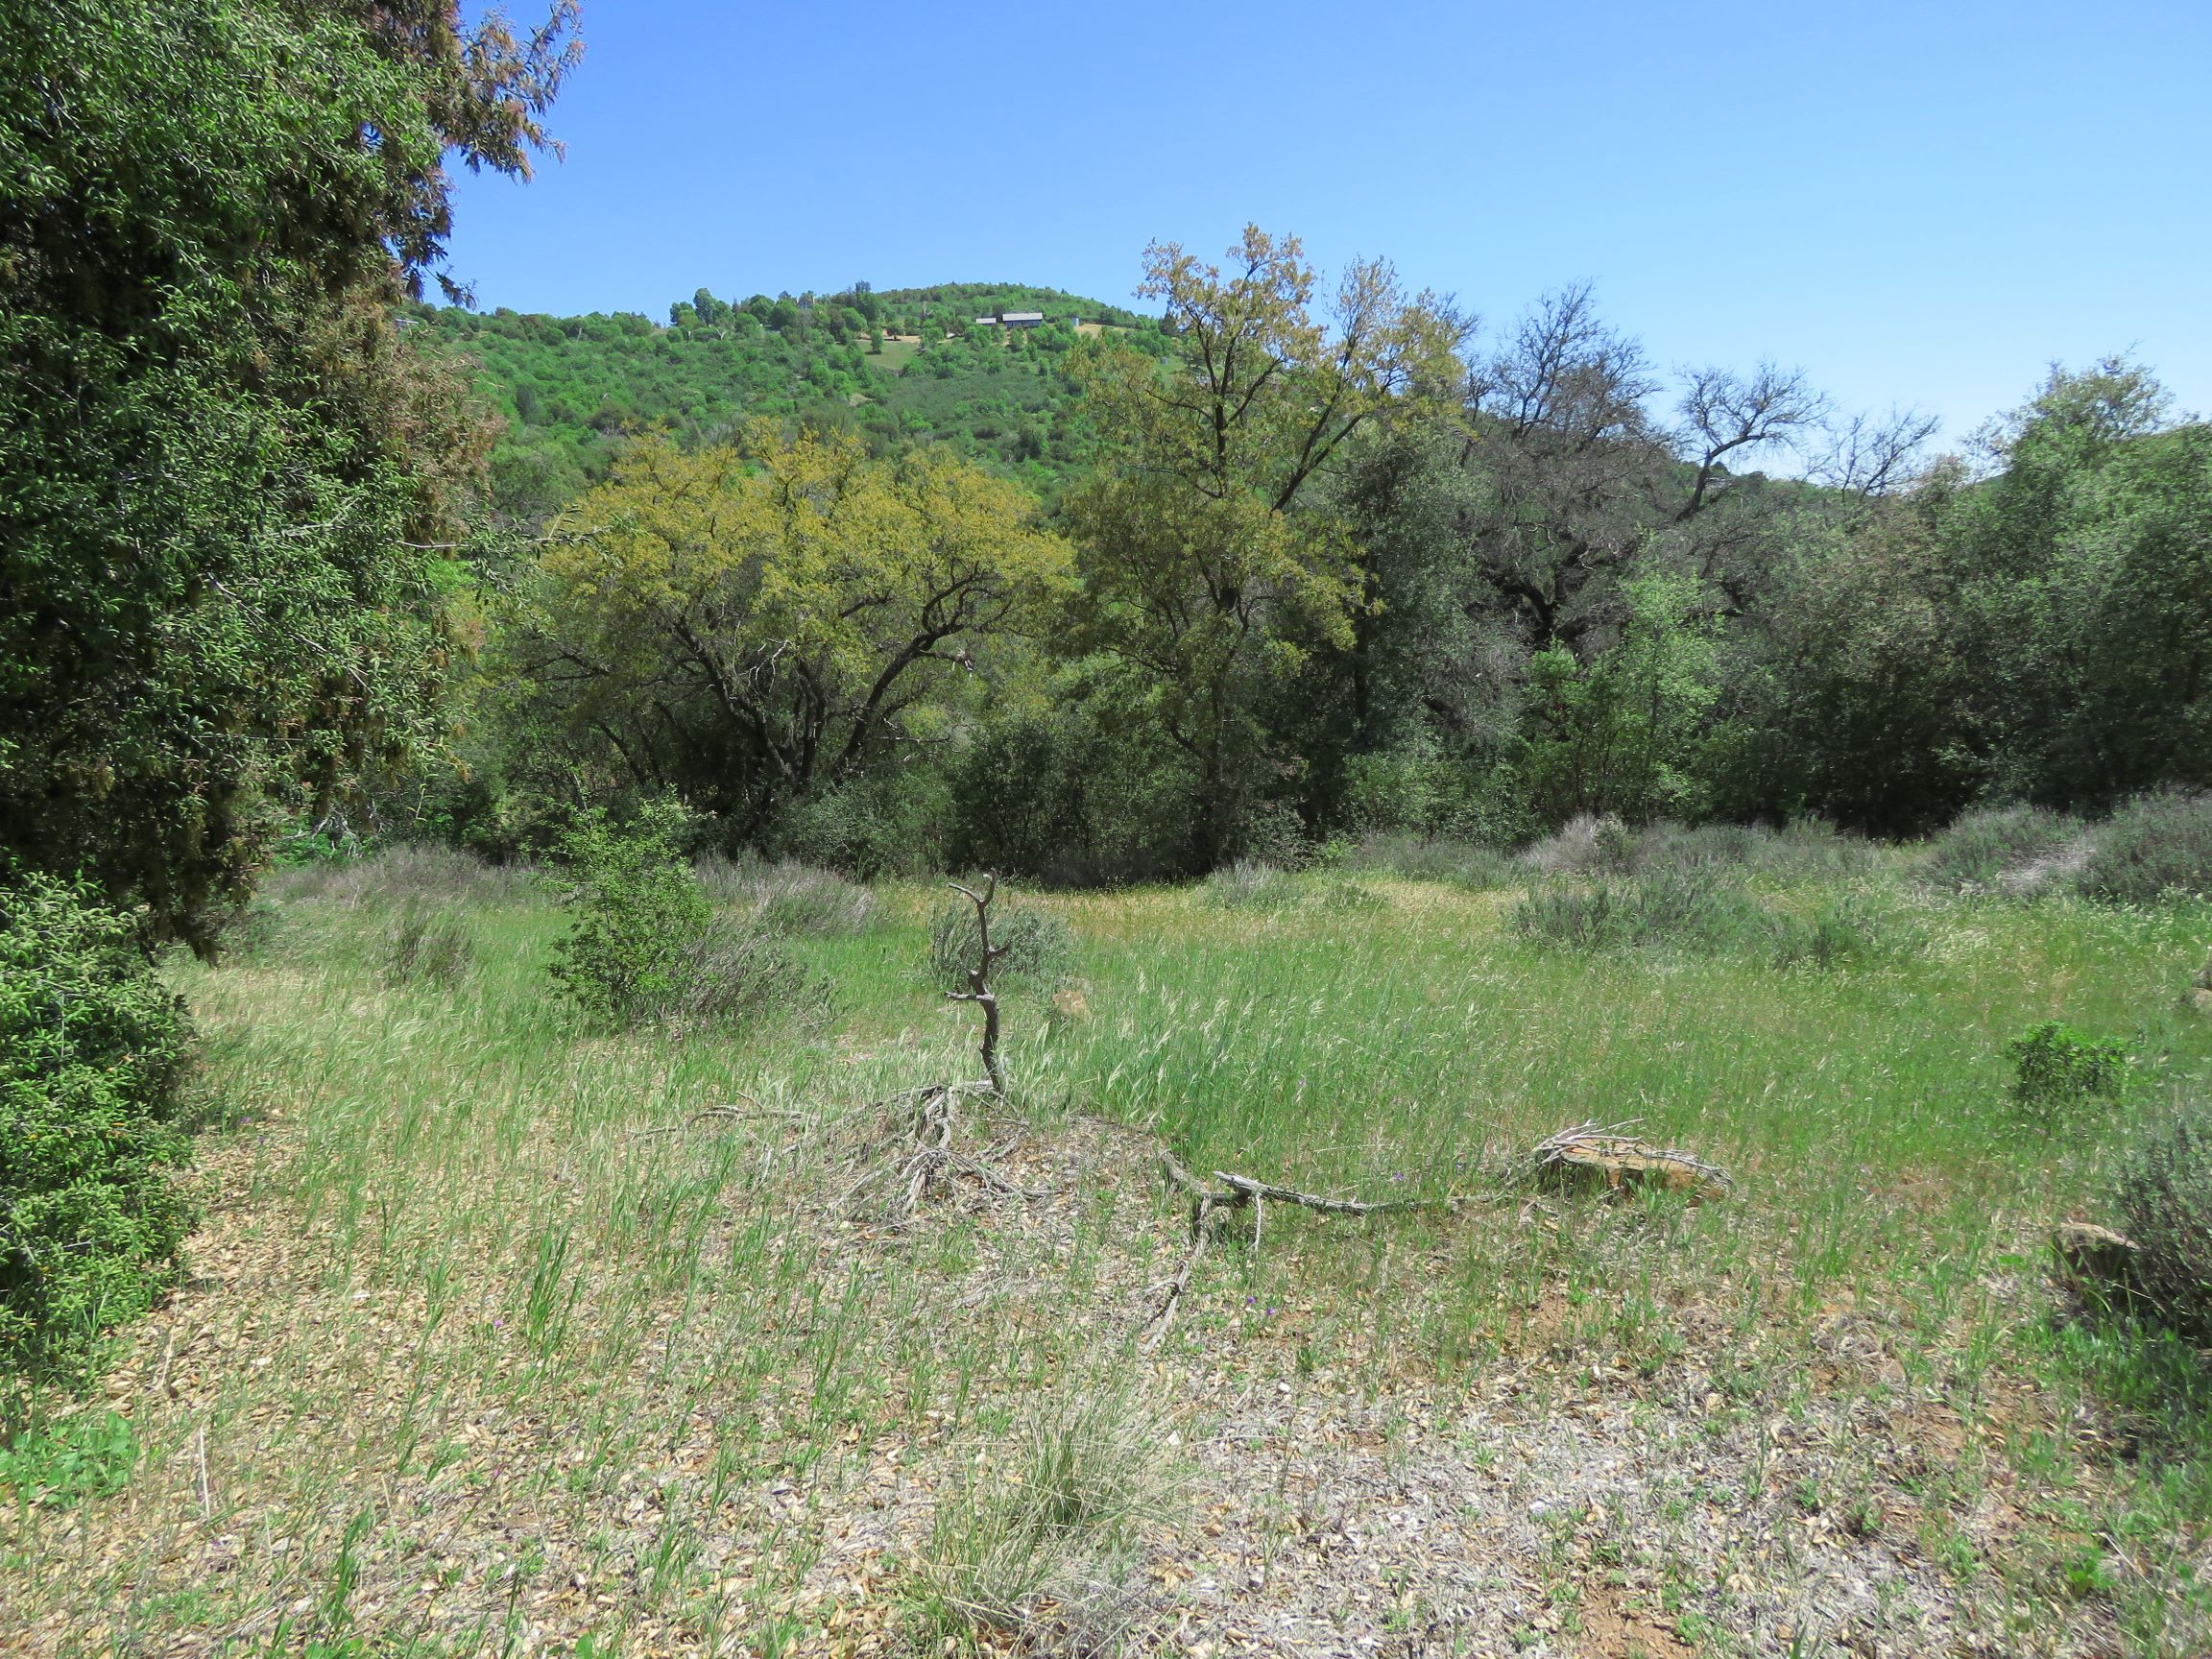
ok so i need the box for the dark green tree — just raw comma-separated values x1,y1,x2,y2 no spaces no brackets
0,0,580,950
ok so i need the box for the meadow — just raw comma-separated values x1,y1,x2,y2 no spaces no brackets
6,835,2211,1658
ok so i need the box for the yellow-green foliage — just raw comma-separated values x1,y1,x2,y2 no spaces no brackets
519,424,1074,830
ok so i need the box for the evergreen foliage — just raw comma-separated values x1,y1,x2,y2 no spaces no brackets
0,876,196,1388
0,0,577,952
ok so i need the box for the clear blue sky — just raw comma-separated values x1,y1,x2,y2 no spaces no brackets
447,0,2210,444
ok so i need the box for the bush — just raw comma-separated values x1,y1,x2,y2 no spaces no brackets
546,804,713,1025
0,1408,138,1506
1,875,196,1387
382,902,474,990
1922,805,2085,895
695,854,878,936
2078,792,2212,905
1200,860,1305,911
1767,892,1922,971
2005,1021,2131,1118
1345,835,1517,890
2116,1099,2212,1343
927,895,1073,991
548,805,830,1032
1512,866,1759,953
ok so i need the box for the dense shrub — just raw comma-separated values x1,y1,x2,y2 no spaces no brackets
1,876,196,1386
2005,1022,2131,1119
2116,1098,2212,1343
549,805,829,1031
1512,867,1759,952
927,897,1073,990
770,774,945,880
2078,793,2212,905
217,900,290,962
1922,805,2084,894
944,706,1200,886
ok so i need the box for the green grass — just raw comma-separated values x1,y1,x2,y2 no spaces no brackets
10,854,2212,1654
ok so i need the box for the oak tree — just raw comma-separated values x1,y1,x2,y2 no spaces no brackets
516,426,1073,832
1066,226,1467,862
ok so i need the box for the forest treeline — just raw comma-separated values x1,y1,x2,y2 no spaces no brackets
418,247,2212,883
4,0,2209,941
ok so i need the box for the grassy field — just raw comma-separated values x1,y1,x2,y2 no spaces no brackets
6,842,2211,1656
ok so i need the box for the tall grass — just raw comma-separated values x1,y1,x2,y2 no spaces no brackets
10,846,2212,1653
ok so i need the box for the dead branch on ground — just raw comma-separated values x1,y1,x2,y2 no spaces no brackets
1137,1118,1730,1345
833,1079,1035,1229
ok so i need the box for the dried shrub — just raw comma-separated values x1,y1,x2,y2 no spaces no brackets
1640,819,1880,880
1922,805,2083,894
1768,892,1922,971
1521,813,1637,877
914,1385,1171,1636
2078,792,2212,906
1200,860,1305,911
1345,835,1517,890
665,919,833,1032
695,854,878,936
1512,866,1759,952
2116,1098,2212,1343
1316,878,1385,911
927,896,1072,990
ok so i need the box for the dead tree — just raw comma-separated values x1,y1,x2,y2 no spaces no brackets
947,873,1011,1093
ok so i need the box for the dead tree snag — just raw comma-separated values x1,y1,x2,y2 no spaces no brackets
948,873,1012,1093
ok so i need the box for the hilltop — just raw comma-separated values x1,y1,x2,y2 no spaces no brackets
418,281,1166,520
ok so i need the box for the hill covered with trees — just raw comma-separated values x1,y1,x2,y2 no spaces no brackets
419,280,1168,519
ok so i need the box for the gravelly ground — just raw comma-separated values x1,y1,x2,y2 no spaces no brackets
1,1116,2165,1658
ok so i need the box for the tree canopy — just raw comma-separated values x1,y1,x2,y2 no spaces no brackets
510,425,1073,836
0,0,579,949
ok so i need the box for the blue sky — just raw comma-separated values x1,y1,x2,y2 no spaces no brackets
447,0,2210,444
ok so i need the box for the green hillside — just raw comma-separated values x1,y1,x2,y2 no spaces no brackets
418,280,1166,520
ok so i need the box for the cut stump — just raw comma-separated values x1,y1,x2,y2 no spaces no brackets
2052,1220,2141,1295
1533,1127,1730,1201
